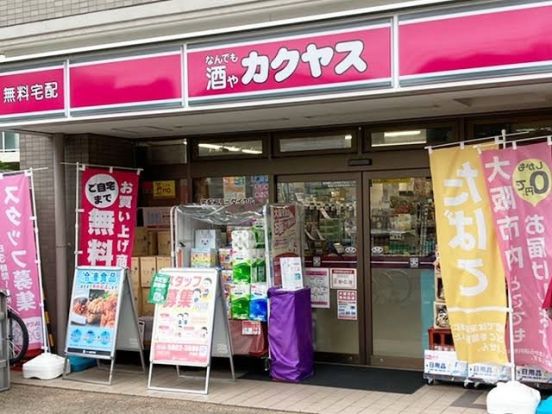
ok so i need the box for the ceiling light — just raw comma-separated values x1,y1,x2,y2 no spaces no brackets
223,146,241,152
384,130,422,137
241,149,262,154
344,134,353,140
198,143,222,150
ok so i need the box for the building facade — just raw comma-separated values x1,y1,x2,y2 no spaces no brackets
3,0,552,369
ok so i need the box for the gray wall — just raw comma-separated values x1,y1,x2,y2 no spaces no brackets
19,133,136,351
0,0,167,27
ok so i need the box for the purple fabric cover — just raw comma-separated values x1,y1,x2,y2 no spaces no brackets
268,287,314,382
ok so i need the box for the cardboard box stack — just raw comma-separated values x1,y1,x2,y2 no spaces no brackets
132,226,172,317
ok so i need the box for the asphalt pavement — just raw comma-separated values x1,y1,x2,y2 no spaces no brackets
0,384,297,414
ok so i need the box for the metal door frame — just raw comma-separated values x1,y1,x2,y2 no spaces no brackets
276,172,365,364
362,168,431,370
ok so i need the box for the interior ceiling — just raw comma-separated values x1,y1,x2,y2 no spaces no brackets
16,81,552,140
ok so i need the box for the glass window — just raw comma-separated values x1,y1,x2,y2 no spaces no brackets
278,132,354,153
146,139,187,165
370,178,435,257
193,175,269,212
370,177,435,360
195,139,263,158
2,131,19,152
278,180,358,356
370,126,453,148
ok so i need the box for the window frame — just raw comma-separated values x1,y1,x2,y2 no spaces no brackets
273,127,358,157
363,120,460,152
191,134,268,161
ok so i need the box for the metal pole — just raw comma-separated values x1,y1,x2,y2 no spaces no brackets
28,169,49,353
53,134,68,353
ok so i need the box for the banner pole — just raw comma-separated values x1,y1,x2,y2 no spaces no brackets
28,169,50,353
74,162,81,267
507,288,516,381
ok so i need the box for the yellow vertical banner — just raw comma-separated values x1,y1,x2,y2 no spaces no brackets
430,145,508,364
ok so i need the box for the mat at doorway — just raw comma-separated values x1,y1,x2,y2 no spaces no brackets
240,363,425,394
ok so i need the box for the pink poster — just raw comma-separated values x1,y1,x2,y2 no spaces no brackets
78,167,139,268
0,173,44,350
481,142,552,371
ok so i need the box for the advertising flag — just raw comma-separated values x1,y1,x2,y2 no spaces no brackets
480,142,552,371
0,173,45,350
78,167,139,268
430,146,508,364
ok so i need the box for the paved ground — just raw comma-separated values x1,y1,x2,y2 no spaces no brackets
10,366,489,413
0,384,296,414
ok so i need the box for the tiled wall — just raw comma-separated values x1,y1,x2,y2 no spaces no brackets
19,134,58,348
0,0,167,27
20,133,136,350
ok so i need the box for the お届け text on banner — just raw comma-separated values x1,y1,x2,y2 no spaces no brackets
0,173,45,350
430,145,508,364
78,167,139,268
480,142,552,371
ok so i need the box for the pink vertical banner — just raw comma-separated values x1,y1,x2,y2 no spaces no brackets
481,142,552,371
0,173,44,350
78,167,139,268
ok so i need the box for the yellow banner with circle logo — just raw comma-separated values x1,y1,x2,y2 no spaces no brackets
430,145,508,364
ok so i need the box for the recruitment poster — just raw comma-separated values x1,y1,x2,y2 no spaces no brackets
66,267,124,357
78,166,139,268
0,172,44,350
481,142,552,371
150,268,218,366
430,145,508,364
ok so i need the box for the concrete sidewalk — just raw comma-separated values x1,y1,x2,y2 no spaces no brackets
10,368,487,413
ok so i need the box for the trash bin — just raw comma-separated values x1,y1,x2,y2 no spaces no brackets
0,290,10,391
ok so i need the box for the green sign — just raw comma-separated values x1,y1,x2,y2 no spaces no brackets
148,273,171,305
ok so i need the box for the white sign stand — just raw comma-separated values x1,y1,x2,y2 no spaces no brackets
63,267,145,385
148,268,234,394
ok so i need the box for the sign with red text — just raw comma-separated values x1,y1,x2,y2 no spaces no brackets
150,268,218,366
304,268,330,308
0,173,44,350
0,66,64,119
330,268,357,290
481,142,552,372
187,23,391,102
78,166,139,269
269,204,302,288
337,290,357,320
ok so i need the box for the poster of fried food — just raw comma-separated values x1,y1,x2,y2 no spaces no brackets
66,267,124,357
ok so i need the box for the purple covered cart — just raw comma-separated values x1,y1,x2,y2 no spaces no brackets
268,287,314,382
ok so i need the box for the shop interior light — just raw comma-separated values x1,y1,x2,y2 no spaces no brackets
344,134,353,140
198,143,222,150
384,130,422,137
223,146,242,152
241,149,262,154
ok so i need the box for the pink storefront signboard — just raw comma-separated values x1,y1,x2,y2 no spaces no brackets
70,52,183,110
0,173,44,350
186,24,392,101
0,66,64,118
400,4,552,79
481,142,552,372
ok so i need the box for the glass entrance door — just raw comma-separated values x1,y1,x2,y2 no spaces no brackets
277,174,363,363
366,174,436,368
